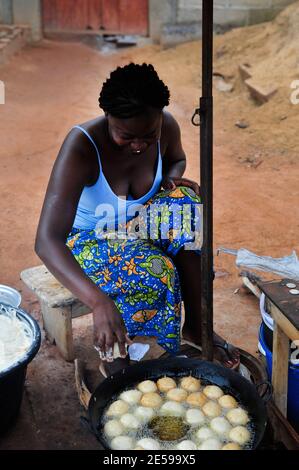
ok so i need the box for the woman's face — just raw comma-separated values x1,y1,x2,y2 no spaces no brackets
106,107,162,156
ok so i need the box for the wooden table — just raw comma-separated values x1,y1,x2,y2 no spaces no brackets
258,279,299,417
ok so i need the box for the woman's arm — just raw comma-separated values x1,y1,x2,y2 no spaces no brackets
35,129,128,359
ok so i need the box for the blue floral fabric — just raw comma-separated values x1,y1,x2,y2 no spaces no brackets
67,186,201,354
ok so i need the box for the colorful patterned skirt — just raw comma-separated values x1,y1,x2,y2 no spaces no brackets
66,186,202,354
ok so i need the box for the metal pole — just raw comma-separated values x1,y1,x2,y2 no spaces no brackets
200,0,214,361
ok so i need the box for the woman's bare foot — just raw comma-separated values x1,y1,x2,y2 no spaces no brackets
182,329,240,369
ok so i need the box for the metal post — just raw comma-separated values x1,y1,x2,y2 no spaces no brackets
200,0,214,361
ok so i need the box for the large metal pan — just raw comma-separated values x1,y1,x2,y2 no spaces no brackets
87,357,270,450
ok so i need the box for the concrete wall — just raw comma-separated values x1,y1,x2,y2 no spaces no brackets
177,0,297,29
0,0,13,23
0,0,41,41
149,0,297,46
12,0,41,41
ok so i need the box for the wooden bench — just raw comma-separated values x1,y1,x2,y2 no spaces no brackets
20,265,91,361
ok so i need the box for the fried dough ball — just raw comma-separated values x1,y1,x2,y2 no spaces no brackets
218,394,238,409
186,408,205,426
160,401,185,417
134,406,155,423
137,380,157,393
104,419,124,438
202,400,222,418
210,417,232,437
203,385,224,400
198,438,222,450
137,438,161,450
157,377,177,393
226,408,250,426
119,389,142,405
229,426,251,445
120,413,141,430
140,392,162,409
222,442,242,450
195,426,215,441
166,388,188,403
176,440,197,450
180,376,201,392
186,392,207,408
110,436,135,450
106,400,129,417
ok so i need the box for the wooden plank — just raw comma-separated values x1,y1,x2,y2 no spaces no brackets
41,301,74,361
258,279,299,331
272,323,289,416
20,265,76,308
101,0,120,32
42,0,90,30
119,0,148,35
267,400,299,450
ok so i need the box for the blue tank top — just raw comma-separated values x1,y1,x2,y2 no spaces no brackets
72,125,163,231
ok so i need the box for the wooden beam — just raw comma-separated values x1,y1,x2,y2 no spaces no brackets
272,323,289,416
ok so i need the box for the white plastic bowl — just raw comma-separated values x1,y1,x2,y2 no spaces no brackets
0,285,21,308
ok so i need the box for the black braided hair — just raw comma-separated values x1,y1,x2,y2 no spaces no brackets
99,63,170,118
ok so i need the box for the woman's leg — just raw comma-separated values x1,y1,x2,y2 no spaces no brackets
144,186,240,368
173,249,240,368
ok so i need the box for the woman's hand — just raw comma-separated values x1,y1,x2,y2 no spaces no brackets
93,297,131,362
161,176,201,197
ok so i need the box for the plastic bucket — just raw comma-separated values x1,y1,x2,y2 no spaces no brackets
259,323,299,432
259,293,274,351
0,302,41,434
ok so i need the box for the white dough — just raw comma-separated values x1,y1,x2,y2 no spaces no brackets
198,438,222,450
110,436,135,450
106,400,129,417
137,380,157,393
186,392,207,408
195,426,215,441
137,438,161,450
222,442,242,450
218,395,238,409
160,401,185,417
186,408,205,426
180,376,201,392
203,385,224,400
229,426,251,445
166,388,188,403
134,406,155,423
202,401,222,418
119,389,142,405
140,392,162,408
210,417,232,437
176,440,197,450
104,419,124,438
120,413,141,430
226,408,249,426
157,377,177,393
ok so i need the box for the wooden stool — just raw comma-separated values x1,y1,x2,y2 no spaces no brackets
20,265,91,361
258,279,299,417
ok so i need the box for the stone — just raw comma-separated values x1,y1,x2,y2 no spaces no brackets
245,78,278,104
239,63,252,81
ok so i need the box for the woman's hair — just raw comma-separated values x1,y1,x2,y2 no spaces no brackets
99,63,170,118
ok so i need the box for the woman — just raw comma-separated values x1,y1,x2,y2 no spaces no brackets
35,63,239,372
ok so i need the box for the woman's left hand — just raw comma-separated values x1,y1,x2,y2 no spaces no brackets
161,176,201,197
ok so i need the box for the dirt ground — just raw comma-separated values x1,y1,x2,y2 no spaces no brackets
0,3,298,449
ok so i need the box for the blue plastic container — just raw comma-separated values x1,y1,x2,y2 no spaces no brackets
259,323,299,432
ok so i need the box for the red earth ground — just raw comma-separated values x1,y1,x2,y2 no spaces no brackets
0,26,298,449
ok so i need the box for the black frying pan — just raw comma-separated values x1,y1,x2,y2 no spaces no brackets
88,357,269,450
